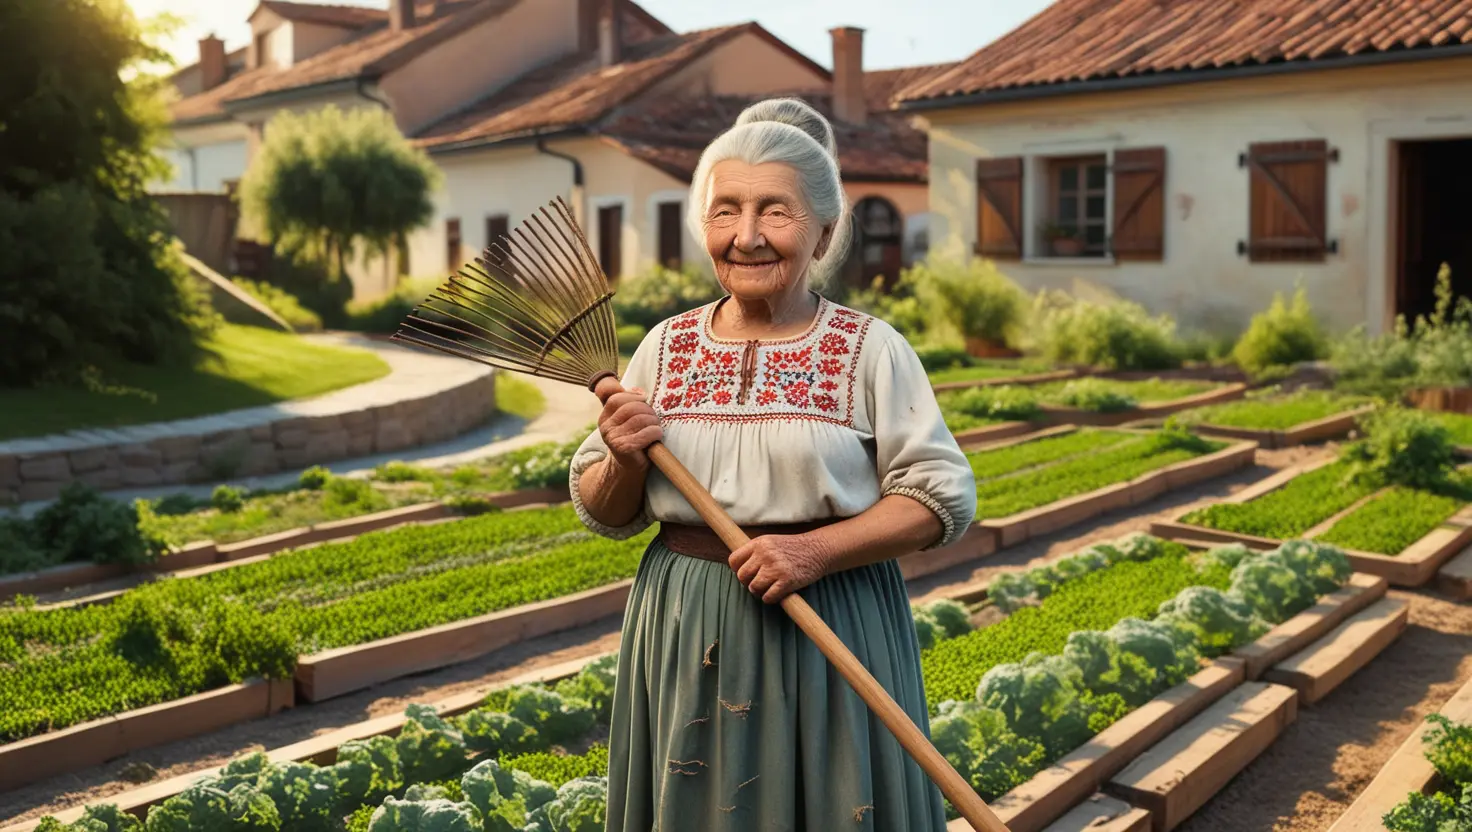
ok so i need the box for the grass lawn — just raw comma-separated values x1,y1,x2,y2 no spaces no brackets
1426,410,1472,446
0,325,390,441
927,358,1056,385
496,374,546,421
1179,389,1371,431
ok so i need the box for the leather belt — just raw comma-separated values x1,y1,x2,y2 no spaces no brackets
658,519,841,563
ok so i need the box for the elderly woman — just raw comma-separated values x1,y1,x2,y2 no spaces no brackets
570,98,976,832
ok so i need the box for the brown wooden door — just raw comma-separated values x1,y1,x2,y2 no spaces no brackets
657,202,682,269
485,214,510,255
598,205,623,279
446,218,462,270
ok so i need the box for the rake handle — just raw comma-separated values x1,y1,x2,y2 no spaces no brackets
595,382,1005,832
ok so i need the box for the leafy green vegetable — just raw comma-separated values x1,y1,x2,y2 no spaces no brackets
142,782,280,832
366,796,482,832
523,776,608,832
1425,713,1472,785
912,599,973,649
1316,483,1471,555
1051,378,1137,412
1182,461,1380,538
1180,389,1368,431
498,746,609,789
1343,406,1457,490
398,705,470,786
1383,783,1472,832
966,429,1134,481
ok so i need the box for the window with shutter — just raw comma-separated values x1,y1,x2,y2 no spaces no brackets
975,157,1024,260
1044,155,1109,258
598,205,623,279
1112,147,1166,262
446,218,462,270
657,202,682,269
1242,140,1337,263
485,214,509,254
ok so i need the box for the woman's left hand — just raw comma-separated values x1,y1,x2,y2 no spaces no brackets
728,533,830,604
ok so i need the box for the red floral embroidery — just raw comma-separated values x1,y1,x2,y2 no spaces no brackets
683,380,710,407
666,377,683,390
713,390,732,405
783,381,811,408
829,319,859,333
671,332,699,354
661,393,682,409
818,379,838,392
669,356,691,373
819,333,850,356
670,315,699,331
818,358,843,376
756,389,777,406
813,394,838,412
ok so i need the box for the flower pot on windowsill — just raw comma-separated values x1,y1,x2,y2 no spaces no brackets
963,337,1023,359
1405,385,1472,414
1048,237,1086,257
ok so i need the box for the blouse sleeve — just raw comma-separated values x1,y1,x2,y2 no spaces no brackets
867,332,977,550
567,321,664,539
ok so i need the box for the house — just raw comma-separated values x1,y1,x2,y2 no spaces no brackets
160,0,945,299
894,0,1472,335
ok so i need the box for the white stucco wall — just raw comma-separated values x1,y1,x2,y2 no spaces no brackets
647,31,828,99
384,0,579,135
922,56,1472,335
154,120,251,193
290,21,358,64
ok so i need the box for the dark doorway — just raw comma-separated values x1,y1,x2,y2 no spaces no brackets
846,197,904,290
1396,137,1472,321
597,205,623,280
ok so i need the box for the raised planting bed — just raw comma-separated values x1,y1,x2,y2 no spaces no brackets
1105,681,1300,832
1174,389,1375,449
939,378,1245,437
1261,596,1409,705
1436,543,1472,599
1326,673,1472,832
0,506,653,768
1425,408,1472,456
1037,793,1151,832
921,534,1361,828
0,438,580,600
961,426,1254,549
1153,459,1472,585
930,365,1077,391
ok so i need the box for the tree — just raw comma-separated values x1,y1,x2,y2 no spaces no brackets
241,106,441,282
0,0,215,387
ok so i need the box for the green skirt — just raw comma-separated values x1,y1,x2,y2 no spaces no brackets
605,537,947,832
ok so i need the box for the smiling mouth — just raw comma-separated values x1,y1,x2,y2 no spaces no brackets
726,258,779,268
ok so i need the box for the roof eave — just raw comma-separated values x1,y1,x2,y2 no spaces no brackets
897,43,1472,112
422,126,591,156
221,76,373,114
171,112,235,128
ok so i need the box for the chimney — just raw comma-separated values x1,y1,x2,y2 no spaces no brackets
390,0,415,31
598,0,623,67
829,26,867,125
199,35,226,90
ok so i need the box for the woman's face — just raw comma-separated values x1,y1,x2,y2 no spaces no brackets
702,160,831,301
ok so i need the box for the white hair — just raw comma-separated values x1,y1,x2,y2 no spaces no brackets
685,98,852,290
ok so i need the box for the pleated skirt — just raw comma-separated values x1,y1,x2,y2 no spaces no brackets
605,538,947,832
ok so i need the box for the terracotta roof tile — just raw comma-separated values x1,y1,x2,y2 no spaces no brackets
413,25,752,149
599,93,929,183
899,0,1472,105
861,62,956,110
255,1,387,28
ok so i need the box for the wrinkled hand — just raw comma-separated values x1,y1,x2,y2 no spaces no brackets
728,533,831,604
596,385,662,472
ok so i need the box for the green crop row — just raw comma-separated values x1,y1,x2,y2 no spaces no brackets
1181,461,1381,539
1180,389,1371,431
1383,714,1472,831
974,431,1223,519
0,508,652,742
1315,479,1472,555
965,429,1133,481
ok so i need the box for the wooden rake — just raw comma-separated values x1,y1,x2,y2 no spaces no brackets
390,197,1006,831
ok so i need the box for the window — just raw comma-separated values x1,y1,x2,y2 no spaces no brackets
1242,140,1335,262
852,197,903,287
254,32,270,68
446,218,462,270
486,214,509,254
597,205,623,279
657,201,682,269
1045,156,1109,257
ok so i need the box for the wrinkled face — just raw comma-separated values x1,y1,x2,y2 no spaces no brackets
702,160,831,301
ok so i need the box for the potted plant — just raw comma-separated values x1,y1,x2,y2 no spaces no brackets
1039,220,1085,257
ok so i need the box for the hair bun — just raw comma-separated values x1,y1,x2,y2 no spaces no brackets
734,98,838,159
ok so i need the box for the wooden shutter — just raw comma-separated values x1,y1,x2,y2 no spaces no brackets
1111,147,1165,261
1243,140,1336,262
446,218,462,269
597,205,623,279
657,202,682,269
485,214,509,254
976,157,1024,260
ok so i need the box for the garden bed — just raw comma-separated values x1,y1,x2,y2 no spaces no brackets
1324,672,1472,832
1175,390,1374,449
960,426,1254,549
940,379,1246,437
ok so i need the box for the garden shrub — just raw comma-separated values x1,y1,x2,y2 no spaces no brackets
1030,291,1181,371
341,277,442,334
1232,286,1327,375
611,266,724,331
1054,378,1137,412
30,484,168,566
911,344,973,373
843,274,931,340
211,485,246,513
231,279,324,332
615,324,646,355
1332,264,1472,396
299,466,333,490
908,258,1029,347
944,386,1042,422
1342,406,1456,490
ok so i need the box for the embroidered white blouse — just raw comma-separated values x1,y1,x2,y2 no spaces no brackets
568,296,977,550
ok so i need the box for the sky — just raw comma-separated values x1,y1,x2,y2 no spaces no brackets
127,0,1051,72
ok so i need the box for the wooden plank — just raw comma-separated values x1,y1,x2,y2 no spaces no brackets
1436,543,1472,600
294,580,632,702
1234,573,1387,680
933,368,1079,392
1105,682,1299,832
0,678,291,793
897,525,998,581
1343,522,1472,587
1327,674,1472,832
1280,405,1376,446
985,659,1243,832
959,424,1078,453
0,655,611,832
953,421,1039,445
1264,597,1408,705
1043,794,1152,832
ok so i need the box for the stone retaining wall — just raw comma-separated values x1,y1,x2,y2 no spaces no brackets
1,373,496,503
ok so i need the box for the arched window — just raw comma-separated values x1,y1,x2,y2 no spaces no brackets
847,196,904,289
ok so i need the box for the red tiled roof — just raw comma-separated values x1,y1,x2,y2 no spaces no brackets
599,93,929,183
861,62,955,111
900,0,1472,105
254,1,387,28
414,25,758,149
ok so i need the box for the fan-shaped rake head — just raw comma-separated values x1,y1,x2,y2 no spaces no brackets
391,197,621,390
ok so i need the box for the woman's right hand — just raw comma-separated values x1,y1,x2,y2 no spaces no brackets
598,385,662,472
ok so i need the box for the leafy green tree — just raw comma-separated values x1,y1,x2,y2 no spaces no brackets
0,0,214,386
241,106,441,282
